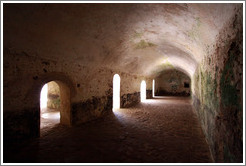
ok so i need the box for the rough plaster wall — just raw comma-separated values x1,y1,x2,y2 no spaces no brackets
192,6,243,162
155,69,190,96
47,81,60,109
3,48,152,138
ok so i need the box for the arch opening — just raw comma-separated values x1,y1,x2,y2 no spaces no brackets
40,81,61,131
141,80,146,102
39,80,71,135
113,74,120,110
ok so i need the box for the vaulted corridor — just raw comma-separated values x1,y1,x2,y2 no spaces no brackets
2,2,243,164
5,97,212,163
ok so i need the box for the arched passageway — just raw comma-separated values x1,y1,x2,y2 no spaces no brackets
40,81,61,133
3,3,243,163
39,80,71,136
154,69,191,97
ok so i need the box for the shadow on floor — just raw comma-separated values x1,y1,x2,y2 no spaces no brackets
4,97,212,163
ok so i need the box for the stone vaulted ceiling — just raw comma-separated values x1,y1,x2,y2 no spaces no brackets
4,3,239,77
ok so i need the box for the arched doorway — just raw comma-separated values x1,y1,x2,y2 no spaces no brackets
141,80,146,102
113,74,120,110
40,81,60,130
39,80,71,135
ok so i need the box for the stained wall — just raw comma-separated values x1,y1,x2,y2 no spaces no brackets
3,48,153,139
192,6,243,162
155,69,191,96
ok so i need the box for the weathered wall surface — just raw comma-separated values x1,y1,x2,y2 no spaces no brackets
192,7,243,162
155,69,191,96
3,48,152,138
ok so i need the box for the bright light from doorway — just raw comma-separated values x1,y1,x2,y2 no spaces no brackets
141,80,146,102
113,74,120,110
152,79,155,97
40,84,48,109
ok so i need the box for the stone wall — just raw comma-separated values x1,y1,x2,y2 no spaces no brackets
192,7,243,162
3,48,153,138
121,92,140,108
146,90,153,99
155,69,191,96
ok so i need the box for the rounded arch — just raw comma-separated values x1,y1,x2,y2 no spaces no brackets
27,72,75,105
155,68,192,80
27,72,75,136
36,72,76,97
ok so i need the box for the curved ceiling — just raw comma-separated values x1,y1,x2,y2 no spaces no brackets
4,3,239,77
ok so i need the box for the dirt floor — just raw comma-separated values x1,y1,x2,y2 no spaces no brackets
40,107,60,136
4,97,212,163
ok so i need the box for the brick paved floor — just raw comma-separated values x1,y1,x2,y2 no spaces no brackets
4,97,212,163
